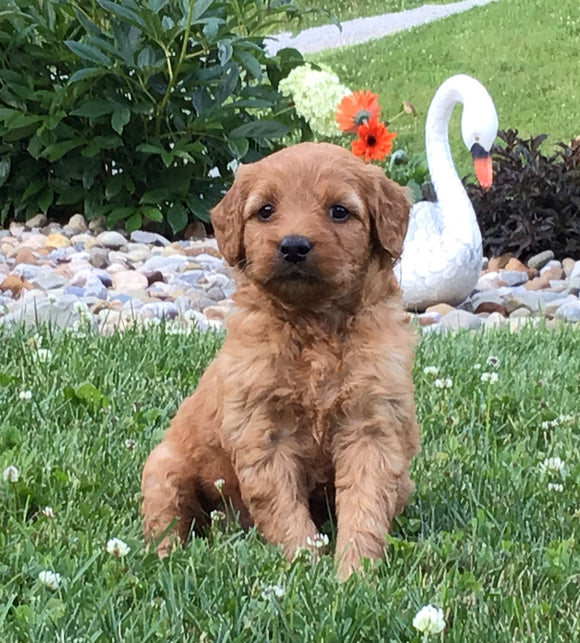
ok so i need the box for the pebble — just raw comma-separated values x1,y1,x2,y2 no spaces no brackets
0,223,579,335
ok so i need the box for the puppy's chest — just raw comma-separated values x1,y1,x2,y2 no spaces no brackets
285,340,345,441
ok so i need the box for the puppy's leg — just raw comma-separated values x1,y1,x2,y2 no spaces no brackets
333,428,410,581
141,441,200,554
230,422,319,559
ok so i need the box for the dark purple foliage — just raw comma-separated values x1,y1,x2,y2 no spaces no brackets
465,129,580,260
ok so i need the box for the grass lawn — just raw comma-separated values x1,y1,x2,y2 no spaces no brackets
297,0,460,29
1,323,579,641
313,0,580,177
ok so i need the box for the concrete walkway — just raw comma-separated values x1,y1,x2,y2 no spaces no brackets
265,0,499,56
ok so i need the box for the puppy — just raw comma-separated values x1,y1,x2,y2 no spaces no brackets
141,142,420,580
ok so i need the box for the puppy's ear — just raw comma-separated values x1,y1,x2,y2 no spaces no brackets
366,164,411,261
210,169,247,267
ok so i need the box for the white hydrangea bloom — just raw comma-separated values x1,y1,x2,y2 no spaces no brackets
279,65,350,137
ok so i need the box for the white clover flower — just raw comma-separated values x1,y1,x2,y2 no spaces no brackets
412,604,445,635
106,537,131,558
541,419,559,430
124,438,136,450
279,64,350,137
42,506,54,518
38,570,61,590
306,533,329,549
3,465,19,482
260,584,285,600
486,355,500,368
19,390,32,401
539,457,566,477
210,510,226,523
214,478,225,491
557,414,574,425
433,378,452,389
423,366,439,376
473,362,481,370
33,348,52,363
547,482,564,492
481,372,498,384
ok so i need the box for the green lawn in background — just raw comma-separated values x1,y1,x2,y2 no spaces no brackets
296,0,460,29
313,0,580,177
1,324,578,640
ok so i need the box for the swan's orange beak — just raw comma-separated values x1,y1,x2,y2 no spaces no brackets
471,143,493,190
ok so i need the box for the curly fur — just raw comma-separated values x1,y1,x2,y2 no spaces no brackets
141,142,420,580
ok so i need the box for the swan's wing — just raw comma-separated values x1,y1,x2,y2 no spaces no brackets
405,200,445,241
396,200,482,308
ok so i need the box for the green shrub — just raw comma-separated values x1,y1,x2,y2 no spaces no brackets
0,0,309,233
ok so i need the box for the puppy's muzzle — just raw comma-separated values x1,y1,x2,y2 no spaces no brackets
278,235,312,264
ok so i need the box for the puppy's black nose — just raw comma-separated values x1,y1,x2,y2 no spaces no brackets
278,235,312,263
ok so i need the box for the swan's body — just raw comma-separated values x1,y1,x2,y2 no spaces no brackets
395,75,498,310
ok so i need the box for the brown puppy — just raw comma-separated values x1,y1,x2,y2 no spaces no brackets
141,142,420,580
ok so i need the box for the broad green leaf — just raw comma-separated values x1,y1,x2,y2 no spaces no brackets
65,40,111,66
111,108,131,134
140,189,170,204
192,0,214,21
71,100,121,118
56,187,85,206
186,195,210,222
136,143,164,155
107,207,134,224
125,212,142,232
148,0,168,10
228,137,249,159
95,0,146,28
141,206,163,222
236,50,262,81
0,158,10,188
137,45,157,69
67,67,103,84
215,63,239,106
191,87,212,116
22,179,45,201
105,175,124,199
161,150,174,167
74,9,102,36
37,187,54,212
229,120,290,140
42,138,85,162
167,202,187,233
94,135,123,150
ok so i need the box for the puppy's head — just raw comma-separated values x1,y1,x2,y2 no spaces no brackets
211,142,410,304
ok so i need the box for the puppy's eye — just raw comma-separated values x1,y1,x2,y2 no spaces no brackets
257,204,274,221
329,204,350,222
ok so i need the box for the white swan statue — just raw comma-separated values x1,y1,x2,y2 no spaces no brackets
395,74,499,311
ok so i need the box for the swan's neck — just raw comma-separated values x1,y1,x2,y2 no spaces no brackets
425,82,479,244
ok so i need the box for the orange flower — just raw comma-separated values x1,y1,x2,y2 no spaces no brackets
351,118,397,163
336,90,381,134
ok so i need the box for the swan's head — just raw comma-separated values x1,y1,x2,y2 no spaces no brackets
458,76,499,190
